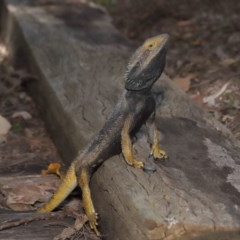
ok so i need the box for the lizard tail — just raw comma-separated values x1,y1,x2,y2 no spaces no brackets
37,163,77,213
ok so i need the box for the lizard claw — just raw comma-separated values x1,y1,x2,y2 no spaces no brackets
124,156,144,168
151,146,167,160
88,212,100,236
132,160,144,168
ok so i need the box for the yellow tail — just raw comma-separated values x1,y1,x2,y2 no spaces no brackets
38,163,77,212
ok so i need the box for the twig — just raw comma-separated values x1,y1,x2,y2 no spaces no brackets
0,212,66,231
53,215,88,240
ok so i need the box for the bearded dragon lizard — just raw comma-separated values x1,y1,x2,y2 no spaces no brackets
38,34,169,236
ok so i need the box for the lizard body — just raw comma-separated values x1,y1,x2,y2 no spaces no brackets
38,34,169,235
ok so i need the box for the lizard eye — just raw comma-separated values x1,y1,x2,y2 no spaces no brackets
148,44,153,48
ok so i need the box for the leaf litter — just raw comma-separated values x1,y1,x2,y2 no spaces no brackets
0,45,97,239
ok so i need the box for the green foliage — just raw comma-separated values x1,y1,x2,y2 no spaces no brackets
11,123,22,133
224,92,236,107
90,0,117,9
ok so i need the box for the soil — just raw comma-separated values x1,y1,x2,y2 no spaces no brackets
0,57,62,173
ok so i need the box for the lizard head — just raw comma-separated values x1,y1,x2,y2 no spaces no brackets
125,33,169,91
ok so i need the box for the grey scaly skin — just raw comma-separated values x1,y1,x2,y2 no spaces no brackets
38,34,169,236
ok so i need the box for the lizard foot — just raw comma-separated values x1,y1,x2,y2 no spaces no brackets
126,158,144,168
87,212,100,236
132,159,144,168
151,145,167,160
41,162,63,179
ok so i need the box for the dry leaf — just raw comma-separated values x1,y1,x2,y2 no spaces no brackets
0,43,8,61
189,91,205,108
177,19,193,27
173,74,194,92
203,82,230,107
221,114,234,123
0,115,11,135
12,111,32,120
220,58,238,67
0,175,60,211
192,39,201,46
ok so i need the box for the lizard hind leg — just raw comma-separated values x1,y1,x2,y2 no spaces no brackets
78,167,100,236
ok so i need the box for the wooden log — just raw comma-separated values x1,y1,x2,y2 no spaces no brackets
1,0,240,239
0,211,75,240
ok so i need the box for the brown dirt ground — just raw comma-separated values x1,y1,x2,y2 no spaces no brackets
0,57,62,174
0,63,61,170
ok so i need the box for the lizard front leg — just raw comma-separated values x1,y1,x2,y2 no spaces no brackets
38,162,77,213
147,112,167,160
121,115,144,168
